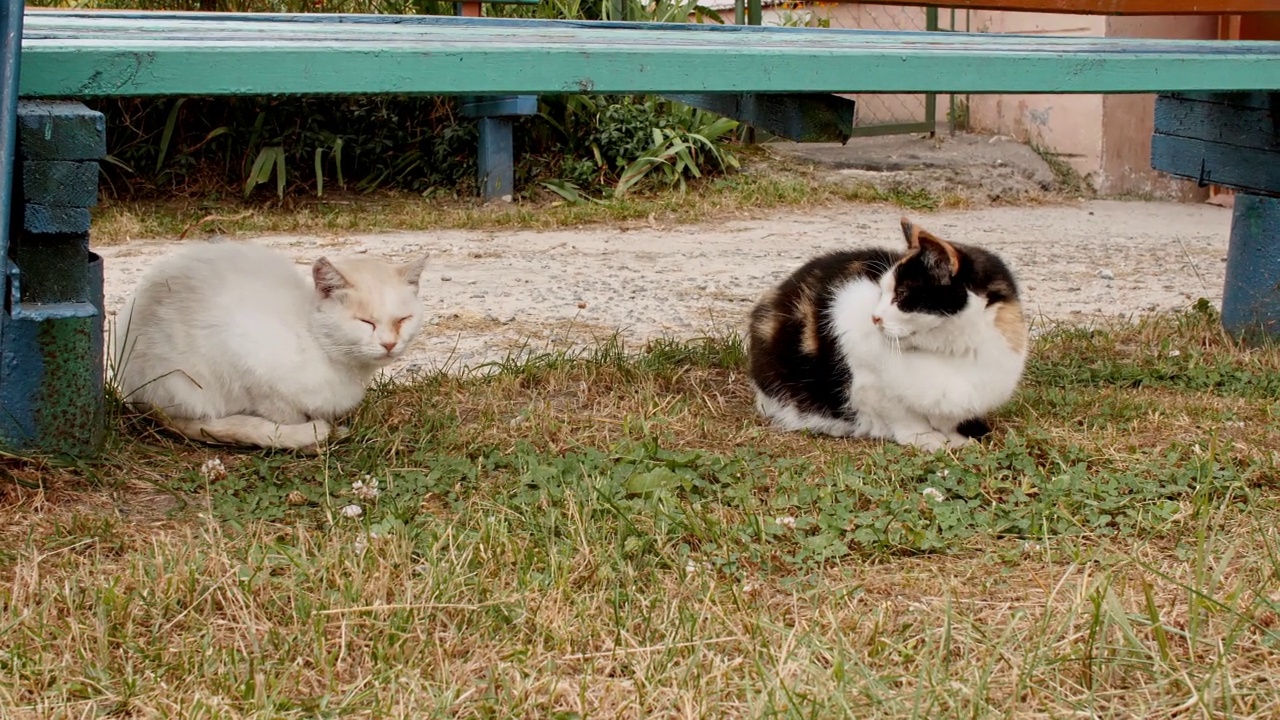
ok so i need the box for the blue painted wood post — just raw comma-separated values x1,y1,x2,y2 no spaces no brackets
0,100,107,457
448,3,536,203
1222,194,1280,340
1151,92,1280,342
461,95,536,203
477,116,514,202
0,0,25,453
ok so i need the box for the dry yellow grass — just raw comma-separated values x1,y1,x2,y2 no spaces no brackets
2,309,1279,717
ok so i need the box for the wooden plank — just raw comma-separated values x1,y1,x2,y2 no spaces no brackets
663,93,854,143
1163,90,1279,110
459,95,538,117
16,99,106,161
1153,93,1279,152
16,12,1280,97
816,0,1280,14
1150,133,1280,197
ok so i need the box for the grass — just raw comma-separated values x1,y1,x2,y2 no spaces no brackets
91,155,1000,245
4,304,1280,717
1030,143,1094,198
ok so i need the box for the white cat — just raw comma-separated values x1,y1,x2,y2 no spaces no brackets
748,217,1028,451
112,242,427,450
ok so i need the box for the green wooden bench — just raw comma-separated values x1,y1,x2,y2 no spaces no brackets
2,8,1279,457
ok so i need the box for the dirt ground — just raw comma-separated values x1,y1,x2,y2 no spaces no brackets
96,197,1231,377
767,133,1063,203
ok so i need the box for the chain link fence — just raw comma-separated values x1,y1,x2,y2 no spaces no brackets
719,1,972,137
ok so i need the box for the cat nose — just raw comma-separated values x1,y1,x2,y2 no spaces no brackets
381,340,397,353
871,315,883,326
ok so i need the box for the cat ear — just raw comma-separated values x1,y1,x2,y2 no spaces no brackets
312,257,351,298
916,231,962,277
900,217,920,249
401,254,428,289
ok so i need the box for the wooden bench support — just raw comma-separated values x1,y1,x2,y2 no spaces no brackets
0,100,106,456
662,93,856,143
1152,91,1280,341
461,95,536,203
1222,195,1280,340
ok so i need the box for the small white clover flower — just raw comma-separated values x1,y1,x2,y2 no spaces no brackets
775,515,797,530
340,504,363,519
351,474,381,501
353,535,369,555
922,487,946,503
199,458,227,482
685,559,699,574
1022,540,1043,554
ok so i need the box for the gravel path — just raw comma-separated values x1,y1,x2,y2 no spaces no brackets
96,199,1231,376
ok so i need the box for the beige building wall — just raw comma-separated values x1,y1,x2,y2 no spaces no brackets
965,11,1107,185
1099,15,1217,200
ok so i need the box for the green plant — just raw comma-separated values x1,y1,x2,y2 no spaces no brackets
52,0,744,203
614,106,740,196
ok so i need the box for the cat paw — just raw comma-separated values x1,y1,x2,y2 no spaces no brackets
946,432,973,449
902,430,951,452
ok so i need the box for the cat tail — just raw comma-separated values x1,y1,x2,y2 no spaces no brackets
164,415,334,451
956,417,992,439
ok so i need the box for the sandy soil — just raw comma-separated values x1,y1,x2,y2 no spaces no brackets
95,199,1232,377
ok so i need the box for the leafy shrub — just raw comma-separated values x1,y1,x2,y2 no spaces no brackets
95,93,738,202
52,0,739,202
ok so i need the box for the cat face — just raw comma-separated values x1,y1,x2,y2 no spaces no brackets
311,254,428,365
872,220,974,340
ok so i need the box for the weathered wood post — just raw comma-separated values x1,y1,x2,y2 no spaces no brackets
460,95,537,204
0,99,107,457
1152,92,1280,342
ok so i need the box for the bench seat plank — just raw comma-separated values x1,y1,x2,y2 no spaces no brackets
18,11,1280,97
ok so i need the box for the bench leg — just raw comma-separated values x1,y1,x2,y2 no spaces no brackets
0,100,107,457
1222,193,1280,341
477,116,515,204
462,95,537,204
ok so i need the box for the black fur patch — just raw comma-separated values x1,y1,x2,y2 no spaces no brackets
892,241,1022,316
955,417,992,439
748,248,898,421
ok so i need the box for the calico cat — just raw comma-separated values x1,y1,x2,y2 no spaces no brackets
112,242,427,450
747,217,1027,451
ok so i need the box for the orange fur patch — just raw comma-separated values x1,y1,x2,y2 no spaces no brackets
751,309,783,346
795,292,821,356
994,300,1028,354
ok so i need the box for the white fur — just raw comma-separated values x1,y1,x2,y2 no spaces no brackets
111,242,426,450
757,275,1026,451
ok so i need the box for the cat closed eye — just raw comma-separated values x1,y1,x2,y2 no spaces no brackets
359,319,376,328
